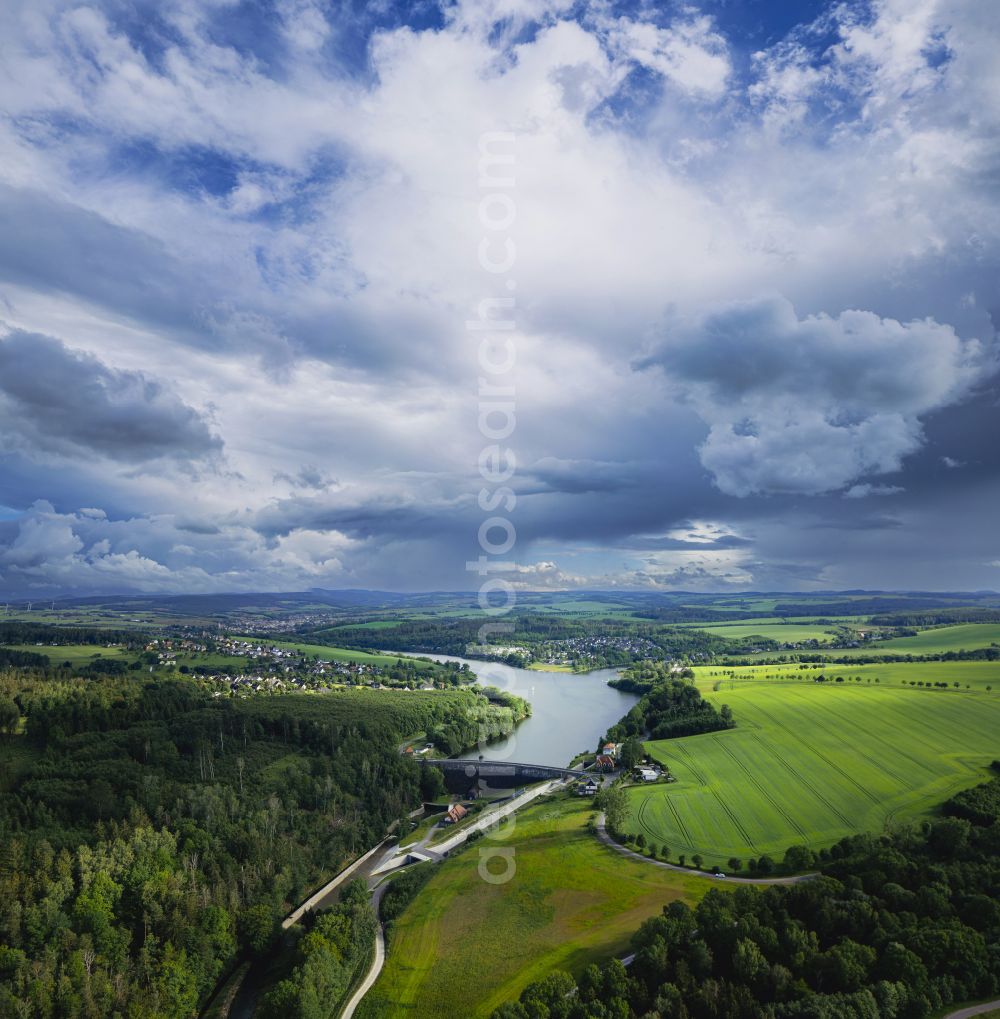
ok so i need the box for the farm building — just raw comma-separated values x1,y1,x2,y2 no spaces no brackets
595,754,615,771
443,803,469,824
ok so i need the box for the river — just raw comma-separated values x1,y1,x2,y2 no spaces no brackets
413,655,640,768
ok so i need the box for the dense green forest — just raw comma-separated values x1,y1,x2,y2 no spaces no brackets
0,664,513,1018
0,648,52,669
495,770,1000,1019
770,597,992,617
867,608,1000,627
257,880,376,1019
0,622,148,647
605,662,735,743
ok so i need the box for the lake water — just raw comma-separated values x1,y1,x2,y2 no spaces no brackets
415,655,640,768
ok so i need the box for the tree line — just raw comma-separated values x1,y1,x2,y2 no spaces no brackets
0,659,506,1018
494,767,1000,1019
604,662,734,744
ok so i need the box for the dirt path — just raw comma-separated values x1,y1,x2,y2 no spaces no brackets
595,814,817,885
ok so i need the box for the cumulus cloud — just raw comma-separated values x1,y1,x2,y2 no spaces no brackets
609,14,731,97
0,0,999,593
638,296,994,497
0,501,356,595
0,330,222,465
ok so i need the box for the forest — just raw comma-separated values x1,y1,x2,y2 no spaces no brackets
495,769,1000,1019
0,622,148,647
0,662,511,1018
604,663,735,743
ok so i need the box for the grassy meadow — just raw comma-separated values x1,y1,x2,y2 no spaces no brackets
628,673,1000,865
680,620,843,642
8,643,133,667
268,639,438,669
357,796,706,1019
853,622,1000,655
697,660,1000,690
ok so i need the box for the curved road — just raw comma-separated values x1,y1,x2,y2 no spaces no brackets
942,1002,1000,1019
340,778,565,1016
595,814,817,885
341,880,391,1019
341,805,992,1017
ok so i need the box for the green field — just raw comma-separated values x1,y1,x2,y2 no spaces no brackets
359,797,706,1019
697,660,1000,690
267,639,437,669
328,620,405,631
682,621,842,642
856,622,1000,655
9,643,132,667
628,677,1000,865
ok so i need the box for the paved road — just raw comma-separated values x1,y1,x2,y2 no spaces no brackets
340,881,391,1019
433,779,562,854
282,838,390,929
595,815,817,886
344,778,568,1016
942,1001,1000,1019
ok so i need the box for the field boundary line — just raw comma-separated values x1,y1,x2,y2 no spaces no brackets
748,732,856,830
709,789,756,850
748,701,882,807
712,736,807,840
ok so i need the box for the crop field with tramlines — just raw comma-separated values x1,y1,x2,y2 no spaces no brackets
628,677,1000,865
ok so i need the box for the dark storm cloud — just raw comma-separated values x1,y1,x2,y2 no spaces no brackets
894,386,1000,492
0,331,222,464
806,514,904,532
0,185,209,337
252,491,467,541
522,457,646,495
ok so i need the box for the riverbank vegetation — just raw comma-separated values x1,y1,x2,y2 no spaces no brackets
604,662,735,744
308,615,737,669
257,880,376,1019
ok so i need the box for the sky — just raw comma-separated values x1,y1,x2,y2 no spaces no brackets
0,0,998,598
